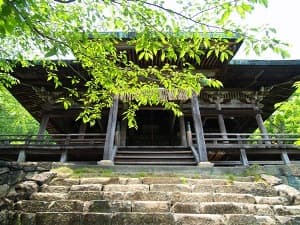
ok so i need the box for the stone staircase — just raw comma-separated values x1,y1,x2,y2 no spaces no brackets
2,173,300,225
114,146,197,166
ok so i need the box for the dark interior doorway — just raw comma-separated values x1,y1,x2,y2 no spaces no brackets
126,110,180,146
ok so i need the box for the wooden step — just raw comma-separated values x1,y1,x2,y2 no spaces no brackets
115,155,195,159
114,161,197,165
116,151,193,154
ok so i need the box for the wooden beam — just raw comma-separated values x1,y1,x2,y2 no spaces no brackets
38,114,49,135
179,116,187,146
191,94,208,162
103,96,119,160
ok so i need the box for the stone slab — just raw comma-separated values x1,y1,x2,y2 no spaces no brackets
132,201,170,212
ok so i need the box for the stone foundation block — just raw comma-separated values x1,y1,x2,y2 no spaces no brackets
82,213,111,225
49,178,79,186
103,184,149,192
14,200,49,213
273,205,300,216
142,177,182,184
20,213,36,225
111,212,174,225
80,177,119,185
174,213,225,225
87,200,131,213
150,184,192,192
30,192,67,201
47,200,84,212
70,184,103,191
124,191,170,201
68,191,104,201
35,212,81,225
171,192,213,203
41,184,70,193
213,193,256,204
132,201,170,212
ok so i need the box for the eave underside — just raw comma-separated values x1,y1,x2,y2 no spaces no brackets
9,60,300,134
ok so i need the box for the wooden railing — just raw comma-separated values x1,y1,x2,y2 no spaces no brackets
191,133,300,165
0,133,106,162
0,133,106,146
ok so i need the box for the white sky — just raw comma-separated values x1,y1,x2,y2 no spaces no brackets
234,0,300,60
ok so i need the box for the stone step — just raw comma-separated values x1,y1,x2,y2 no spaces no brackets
48,176,256,186
2,211,293,225
171,202,300,216
34,190,289,205
14,199,300,215
40,182,278,197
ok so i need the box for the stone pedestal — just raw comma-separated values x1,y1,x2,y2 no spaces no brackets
97,160,114,166
198,162,214,168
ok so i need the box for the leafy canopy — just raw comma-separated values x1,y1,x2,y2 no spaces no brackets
0,85,39,135
264,82,300,134
0,0,290,128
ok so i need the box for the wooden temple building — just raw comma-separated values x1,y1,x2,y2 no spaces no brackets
1,36,300,166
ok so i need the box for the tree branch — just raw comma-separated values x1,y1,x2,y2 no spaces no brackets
7,1,70,49
191,0,239,18
53,0,76,3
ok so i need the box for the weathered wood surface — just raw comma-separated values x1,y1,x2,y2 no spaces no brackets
103,96,119,160
191,94,208,161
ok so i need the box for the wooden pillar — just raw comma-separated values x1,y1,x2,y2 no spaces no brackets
216,101,228,141
237,134,249,166
120,119,127,146
79,122,87,134
17,150,26,162
103,96,119,160
186,122,193,146
38,114,49,135
115,122,121,146
60,135,70,163
191,94,208,162
254,106,271,144
179,116,187,146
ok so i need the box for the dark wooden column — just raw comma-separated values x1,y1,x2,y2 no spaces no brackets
120,104,128,146
120,119,127,146
179,116,187,146
18,114,50,162
38,114,50,135
215,99,228,141
191,94,208,162
79,123,87,134
103,96,119,160
254,105,271,144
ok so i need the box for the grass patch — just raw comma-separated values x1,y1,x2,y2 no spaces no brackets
243,164,263,182
226,174,236,185
52,166,74,177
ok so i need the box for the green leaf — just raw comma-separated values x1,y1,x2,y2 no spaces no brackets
45,47,58,58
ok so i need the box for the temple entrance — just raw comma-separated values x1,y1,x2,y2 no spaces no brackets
126,110,179,146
